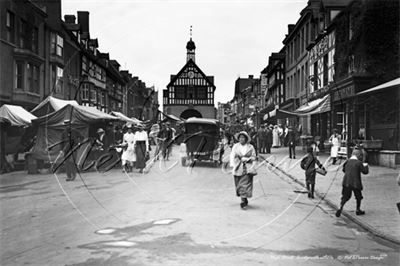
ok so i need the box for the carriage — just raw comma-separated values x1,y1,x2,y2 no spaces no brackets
180,118,222,167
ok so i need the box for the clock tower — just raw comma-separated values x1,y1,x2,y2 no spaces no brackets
163,31,216,119
186,26,196,63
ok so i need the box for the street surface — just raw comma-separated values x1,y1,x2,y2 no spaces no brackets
0,146,399,266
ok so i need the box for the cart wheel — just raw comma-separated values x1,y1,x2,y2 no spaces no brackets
181,157,186,166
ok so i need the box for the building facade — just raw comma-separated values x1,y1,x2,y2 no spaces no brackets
163,38,216,119
0,0,47,110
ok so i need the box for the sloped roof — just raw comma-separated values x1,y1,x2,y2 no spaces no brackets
167,59,215,89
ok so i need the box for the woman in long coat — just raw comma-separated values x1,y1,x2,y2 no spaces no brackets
134,125,149,173
329,129,341,165
230,131,257,209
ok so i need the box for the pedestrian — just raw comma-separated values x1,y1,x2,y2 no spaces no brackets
230,131,257,209
272,125,280,148
158,122,173,160
301,146,325,198
121,124,136,172
258,125,266,154
278,124,284,147
60,120,82,181
134,125,149,173
95,128,107,151
335,149,369,217
329,129,341,165
266,125,273,154
285,126,296,159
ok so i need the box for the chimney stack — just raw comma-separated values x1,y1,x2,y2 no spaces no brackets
64,15,76,24
77,11,89,36
249,75,254,79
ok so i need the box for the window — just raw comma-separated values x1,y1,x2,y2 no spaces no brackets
51,65,63,93
313,62,318,92
197,87,207,99
82,56,87,73
51,32,63,56
175,87,185,99
81,83,89,100
187,87,194,98
6,11,15,43
323,54,329,86
26,64,39,93
15,61,24,90
32,27,38,54
19,19,27,48
349,15,353,40
90,89,97,104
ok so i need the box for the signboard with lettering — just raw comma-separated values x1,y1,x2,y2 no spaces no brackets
333,85,355,102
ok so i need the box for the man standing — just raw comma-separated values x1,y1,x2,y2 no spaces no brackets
258,125,267,154
60,120,82,181
158,122,173,160
265,125,273,154
286,126,296,159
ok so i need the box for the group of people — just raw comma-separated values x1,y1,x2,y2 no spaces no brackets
230,126,369,216
120,124,149,173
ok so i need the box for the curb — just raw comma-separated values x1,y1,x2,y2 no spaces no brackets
263,158,400,246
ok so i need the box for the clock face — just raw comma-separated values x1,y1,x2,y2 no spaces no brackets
188,71,194,79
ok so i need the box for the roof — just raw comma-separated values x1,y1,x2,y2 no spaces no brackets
32,104,117,126
167,59,215,89
31,96,79,116
357,77,400,96
0,104,37,127
185,117,218,125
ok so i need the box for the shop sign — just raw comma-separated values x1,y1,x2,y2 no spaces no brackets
333,85,354,102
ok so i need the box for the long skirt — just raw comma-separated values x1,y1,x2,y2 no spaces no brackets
135,141,147,169
121,149,136,165
234,174,254,198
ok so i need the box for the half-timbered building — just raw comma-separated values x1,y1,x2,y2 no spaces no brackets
163,38,216,119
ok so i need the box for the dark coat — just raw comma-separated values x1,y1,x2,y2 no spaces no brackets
266,129,273,144
285,129,296,145
61,128,82,154
342,158,369,190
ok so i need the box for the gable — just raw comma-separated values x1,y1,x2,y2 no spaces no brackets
167,60,215,89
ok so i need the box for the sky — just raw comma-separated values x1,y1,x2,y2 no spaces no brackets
62,0,308,106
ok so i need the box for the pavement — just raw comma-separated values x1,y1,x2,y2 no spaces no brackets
258,145,400,245
0,145,399,265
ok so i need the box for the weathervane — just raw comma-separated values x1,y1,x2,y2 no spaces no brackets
190,25,193,39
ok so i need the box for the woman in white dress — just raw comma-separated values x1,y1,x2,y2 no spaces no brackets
272,125,280,148
329,129,341,165
230,131,257,209
121,125,136,172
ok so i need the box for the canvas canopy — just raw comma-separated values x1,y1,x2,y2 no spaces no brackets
110,111,142,124
30,104,118,161
31,96,79,117
0,104,37,127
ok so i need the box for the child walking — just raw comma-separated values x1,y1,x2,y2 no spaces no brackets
335,149,369,217
301,146,326,199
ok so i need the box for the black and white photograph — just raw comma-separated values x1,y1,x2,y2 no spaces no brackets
0,0,399,265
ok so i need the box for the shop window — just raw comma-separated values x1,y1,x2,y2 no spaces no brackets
6,11,15,43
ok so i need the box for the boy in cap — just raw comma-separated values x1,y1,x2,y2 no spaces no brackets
335,149,369,217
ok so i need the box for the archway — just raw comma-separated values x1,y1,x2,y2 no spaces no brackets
180,109,202,119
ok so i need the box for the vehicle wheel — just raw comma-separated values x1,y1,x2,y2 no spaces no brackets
181,157,186,166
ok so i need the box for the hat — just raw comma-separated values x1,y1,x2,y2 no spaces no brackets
97,128,105,133
126,123,132,129
63,119,71,125
235,131,250,143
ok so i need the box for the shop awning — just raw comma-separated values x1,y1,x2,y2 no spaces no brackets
357,77,400,96
0,104,37,127
294,94,331,116
110,111,142,124
263,108,298,120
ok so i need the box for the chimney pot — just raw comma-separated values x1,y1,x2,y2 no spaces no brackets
64,15,76,24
